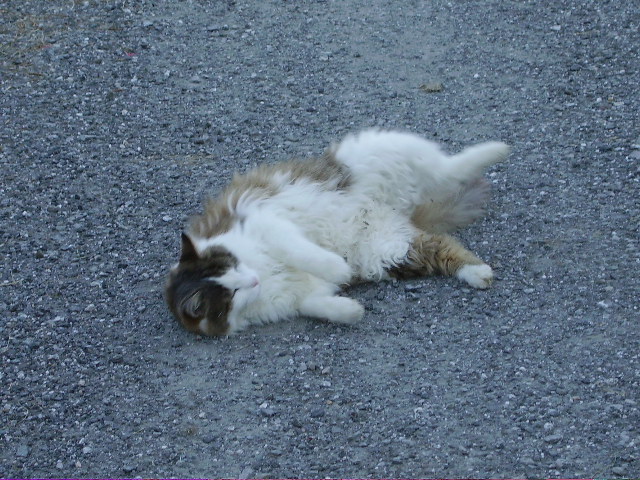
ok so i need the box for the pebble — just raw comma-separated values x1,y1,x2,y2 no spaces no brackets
202,434,217,444
16,445,29,457
404,282,423,292
310,408,325,418
259,407,276,417
238,466,254,479
419,82,444,93
543,434,562,444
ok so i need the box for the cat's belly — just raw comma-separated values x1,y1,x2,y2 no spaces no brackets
292,201,416,280
266,186,416,280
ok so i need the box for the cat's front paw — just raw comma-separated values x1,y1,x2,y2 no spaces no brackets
456,264,494,289
319,254,352,285
324,297,364,324
300,295,364,325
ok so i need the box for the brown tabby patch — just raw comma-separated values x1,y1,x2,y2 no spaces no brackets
188,151,350,239
388,233,483,279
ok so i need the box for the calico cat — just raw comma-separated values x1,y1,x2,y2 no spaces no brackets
165,129,509,336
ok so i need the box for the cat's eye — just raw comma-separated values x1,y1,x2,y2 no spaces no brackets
232,288,239,297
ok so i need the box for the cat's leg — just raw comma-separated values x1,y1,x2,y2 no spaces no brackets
253,214,351,284
333,129,508,211
387,232,494,288
300,295,364,324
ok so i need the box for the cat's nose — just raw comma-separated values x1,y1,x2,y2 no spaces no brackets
250,276,260,288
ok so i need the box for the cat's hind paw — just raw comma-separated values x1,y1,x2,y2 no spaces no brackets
456,264,494,289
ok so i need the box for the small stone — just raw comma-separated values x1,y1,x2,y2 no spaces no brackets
310,408,325,418
419,82,444,93
544,434,562,444
239,466,254,479
82,446,92,454
16,445,29,457
259,407,276,417
612,466,625,475
56,460,64,469
202,434,217,444
404,282,423,292
162,215,172,222
123,465,135,473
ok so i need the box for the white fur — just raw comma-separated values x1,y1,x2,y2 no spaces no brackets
211,264,260,290
191,129,506,333
456,264,494,289
300,295,365,324
333,130,508,214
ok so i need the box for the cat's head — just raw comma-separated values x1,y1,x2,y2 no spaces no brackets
165,233,261,336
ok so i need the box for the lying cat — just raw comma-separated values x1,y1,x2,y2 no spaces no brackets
165,129,509,336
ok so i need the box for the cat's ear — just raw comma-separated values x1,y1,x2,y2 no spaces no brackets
180,232,199,263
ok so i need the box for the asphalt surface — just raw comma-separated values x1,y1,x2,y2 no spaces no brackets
1,0,639,477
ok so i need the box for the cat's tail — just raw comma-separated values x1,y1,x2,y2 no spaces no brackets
411,177,491,233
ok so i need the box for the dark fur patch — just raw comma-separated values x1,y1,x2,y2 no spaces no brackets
165,240,238,336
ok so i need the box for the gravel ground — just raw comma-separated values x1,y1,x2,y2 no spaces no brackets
1,0,639,477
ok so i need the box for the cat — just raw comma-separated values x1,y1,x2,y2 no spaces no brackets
165,129,509,336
